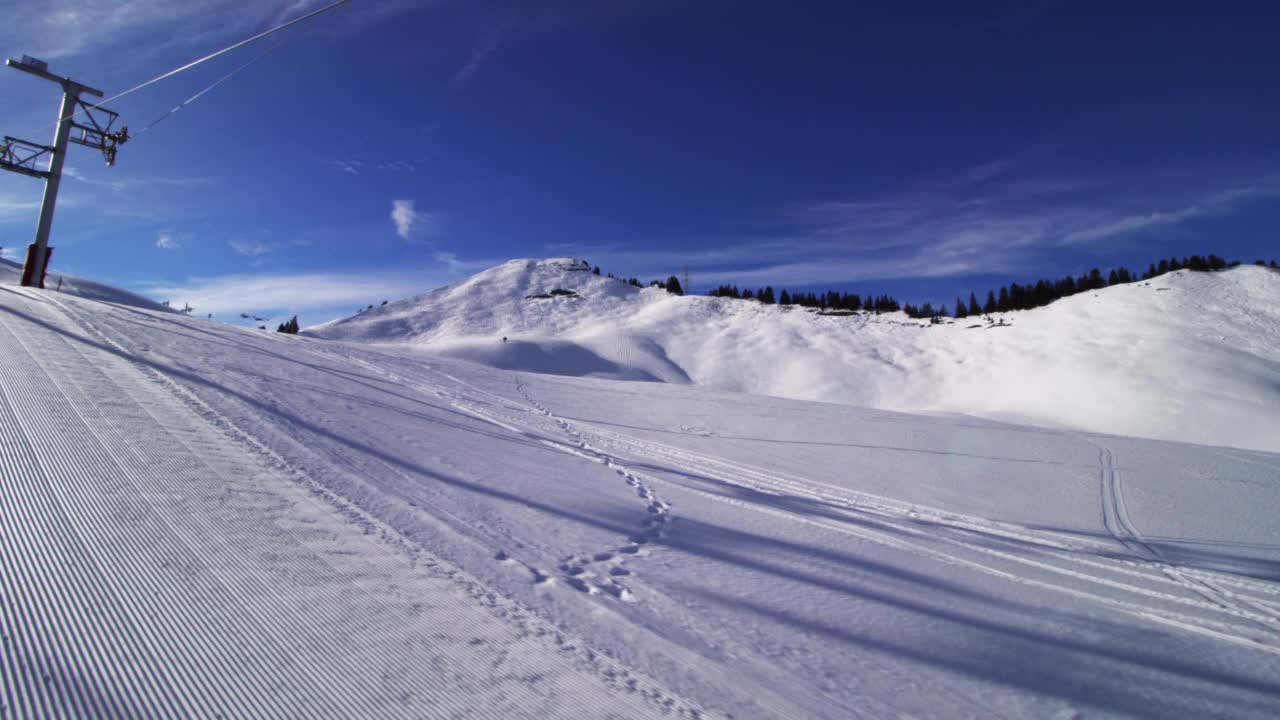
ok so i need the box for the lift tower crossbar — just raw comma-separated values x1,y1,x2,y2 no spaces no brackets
1,56,127,288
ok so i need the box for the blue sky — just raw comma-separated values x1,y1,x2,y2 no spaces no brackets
2,0,1278,326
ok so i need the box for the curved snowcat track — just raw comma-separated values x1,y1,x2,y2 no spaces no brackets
0,289,713,719
452,383,1280,657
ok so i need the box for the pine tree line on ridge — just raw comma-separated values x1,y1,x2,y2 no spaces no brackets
590,253,1278,320
705,253,1278,319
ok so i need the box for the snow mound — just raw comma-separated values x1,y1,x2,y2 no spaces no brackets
308,259,1280,452
309,258,637,341
1,257,173,313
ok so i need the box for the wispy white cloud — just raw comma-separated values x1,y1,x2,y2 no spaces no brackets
1060,184,1280,244
377,160,417,172
449,15,516,91
329,159,363,175
330,159,416,174
144,259,475,319
148,271,429,315
391,198,433,240
556,167,1280,288
0,195,41,220
0,246,20,261
2,0,424,60
64,165,218,194
432,250,490,274
229,239,277,257
156,232,181,249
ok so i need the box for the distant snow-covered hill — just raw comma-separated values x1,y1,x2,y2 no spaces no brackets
308,257,1280,452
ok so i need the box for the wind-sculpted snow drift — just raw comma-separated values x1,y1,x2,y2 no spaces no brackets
310,257,1280,452
3,262,1280,718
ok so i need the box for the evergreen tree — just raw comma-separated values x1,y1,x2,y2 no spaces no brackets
779,289,792,305
983,290,997,314
592,266,601,275
665,275,684,295
997,286,1010,312
277,315,299,334
968,292,981,316
954,298,967,318
760,286,776,304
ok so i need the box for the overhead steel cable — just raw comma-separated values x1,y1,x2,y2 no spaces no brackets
132,39,288,138
58,0,356,131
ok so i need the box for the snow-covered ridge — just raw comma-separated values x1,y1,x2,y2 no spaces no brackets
0,257,173,313
308,258,1280,452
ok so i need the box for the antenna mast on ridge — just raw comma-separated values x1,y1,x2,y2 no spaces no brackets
1,56,128,288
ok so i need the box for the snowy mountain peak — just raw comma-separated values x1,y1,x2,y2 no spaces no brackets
308,262,1280,451
307,257,654,344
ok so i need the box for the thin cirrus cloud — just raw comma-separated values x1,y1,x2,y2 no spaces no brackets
0,195,41,220
146,270,440,316
156,233,181,250
330,160,364,175
142,256,494,321
2,0,425,59
560,169,1280,287
449,15,517,91
1059,183,1280,244
766,170,1280,279
329,159,417,175
229,239,277,257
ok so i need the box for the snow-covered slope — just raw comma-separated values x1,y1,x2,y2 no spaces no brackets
0,257,173,312
4,281,1279,719
310,258,1280,452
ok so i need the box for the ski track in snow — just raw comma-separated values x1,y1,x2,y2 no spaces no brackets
595,425,1280,651
1092,445,1280,630
440,377,1280,657
0,288,712,720
332,341,1280,661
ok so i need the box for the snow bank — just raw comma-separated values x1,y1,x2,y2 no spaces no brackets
0,257,173,313
309,258,1280,452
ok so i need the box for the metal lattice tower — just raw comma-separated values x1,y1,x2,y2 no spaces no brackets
2,56,128,288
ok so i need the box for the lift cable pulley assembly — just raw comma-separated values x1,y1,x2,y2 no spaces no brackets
0,0,355,289
0,56,129,287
